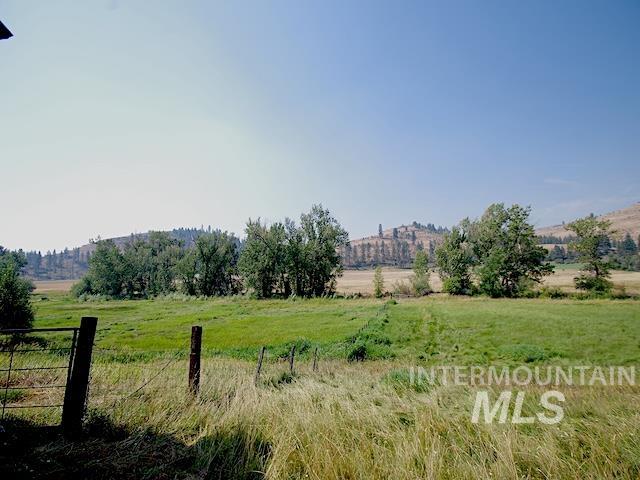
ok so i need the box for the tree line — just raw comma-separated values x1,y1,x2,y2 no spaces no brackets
435,205,636,296
72,205,348,299
539,231,639,271
18,227,215,281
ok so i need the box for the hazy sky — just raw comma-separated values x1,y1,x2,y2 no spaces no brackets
2,1,639,252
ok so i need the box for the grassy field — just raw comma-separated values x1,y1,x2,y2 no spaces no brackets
3,293,640,479
30,292,640,364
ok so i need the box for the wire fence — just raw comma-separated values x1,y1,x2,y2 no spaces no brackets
1,322,325,430
0,327,78,425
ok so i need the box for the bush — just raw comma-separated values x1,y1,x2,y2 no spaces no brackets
442,277,472,295
574,274,613,293
409,274,431,296
347,343,368,361
392,280,412,296
71,276,94,298
538,286,567,299
0,263,34,330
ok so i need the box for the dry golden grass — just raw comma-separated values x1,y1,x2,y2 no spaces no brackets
33,279,77,293
8,357,639,479
338,267,640,295
536,202,640,241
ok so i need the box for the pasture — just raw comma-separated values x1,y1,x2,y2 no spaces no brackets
3,293,640,479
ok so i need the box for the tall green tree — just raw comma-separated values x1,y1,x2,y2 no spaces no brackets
468,204,553,297
566,216,614,292
297,205,349,296
83,240,125,297
238,219,287,298
435,227,473,294
620,233,638,255
191,232,239,296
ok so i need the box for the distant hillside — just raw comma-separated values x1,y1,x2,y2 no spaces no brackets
22,227,212,281
343,222,448,268
536,202,640,242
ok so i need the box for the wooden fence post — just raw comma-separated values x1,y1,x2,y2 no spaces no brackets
254,346,265,386
189,326,202,395
62,316,97,439
312,346,318,372
289,345,296,375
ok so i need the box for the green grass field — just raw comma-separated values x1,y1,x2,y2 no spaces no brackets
3,293,640,479
32,292,640,365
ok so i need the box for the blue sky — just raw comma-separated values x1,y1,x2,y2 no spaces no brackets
1,1,639,252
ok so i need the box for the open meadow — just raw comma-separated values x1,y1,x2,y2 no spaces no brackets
2,292,640,479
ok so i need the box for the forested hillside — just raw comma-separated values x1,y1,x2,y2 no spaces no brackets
21,227,212,280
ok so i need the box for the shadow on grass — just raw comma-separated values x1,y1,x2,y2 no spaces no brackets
0,414,270,480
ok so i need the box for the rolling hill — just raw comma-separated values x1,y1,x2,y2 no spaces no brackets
536,202,640,241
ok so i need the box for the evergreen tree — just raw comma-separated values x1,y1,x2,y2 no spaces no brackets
620,233,638,255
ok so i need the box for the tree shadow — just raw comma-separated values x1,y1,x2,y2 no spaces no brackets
0,414,270,480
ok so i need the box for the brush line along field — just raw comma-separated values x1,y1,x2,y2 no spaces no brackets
2,293,640,479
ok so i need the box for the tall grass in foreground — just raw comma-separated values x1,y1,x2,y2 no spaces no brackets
12,357,634,479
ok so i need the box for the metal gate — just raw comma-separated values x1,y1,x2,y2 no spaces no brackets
0,317,97,437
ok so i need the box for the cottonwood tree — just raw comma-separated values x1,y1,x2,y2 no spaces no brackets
238,219,287,298
566,216,614,292
80,240,125,297
190,231,239,296
467,204,553,297
297,204,349,296
238,205,348,297
435,226,473,294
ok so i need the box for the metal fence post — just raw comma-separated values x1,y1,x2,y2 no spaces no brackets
62,316,97,438
188,326,202,395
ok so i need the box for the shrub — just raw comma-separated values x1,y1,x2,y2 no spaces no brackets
574,274,613,293
71,276,94,298
347,343,368,361
409,274,431,296
0,263,34,330
442,277,472,295
538,286,567,299
392,280,412,296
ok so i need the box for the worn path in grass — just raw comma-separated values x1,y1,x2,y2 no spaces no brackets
32,293,640,365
